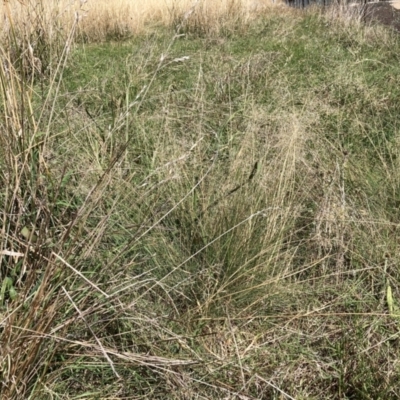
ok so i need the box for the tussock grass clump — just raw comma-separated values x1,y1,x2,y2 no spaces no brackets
2,0,400,398
1,1,79,77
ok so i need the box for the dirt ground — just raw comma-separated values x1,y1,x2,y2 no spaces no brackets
361,1,400,31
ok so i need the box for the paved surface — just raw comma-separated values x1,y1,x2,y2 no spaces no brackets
390,0,400,9
254,0,400,32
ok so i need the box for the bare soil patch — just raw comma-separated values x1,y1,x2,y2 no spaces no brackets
364,1,400,31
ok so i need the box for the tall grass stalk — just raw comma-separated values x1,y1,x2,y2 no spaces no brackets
2,0,400,398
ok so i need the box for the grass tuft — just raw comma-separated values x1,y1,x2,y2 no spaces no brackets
2,0,400,398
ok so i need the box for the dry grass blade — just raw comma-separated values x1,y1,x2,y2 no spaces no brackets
62,286,119,378
2,0,400,398
54,253,109,298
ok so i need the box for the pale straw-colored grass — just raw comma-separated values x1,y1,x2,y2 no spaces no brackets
1,0,284,42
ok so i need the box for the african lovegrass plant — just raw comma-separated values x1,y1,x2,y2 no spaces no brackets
2,0,400,398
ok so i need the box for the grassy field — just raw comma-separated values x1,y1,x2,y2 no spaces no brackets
2,0,400,398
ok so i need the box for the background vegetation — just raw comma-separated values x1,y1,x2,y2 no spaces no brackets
1,0,400,398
